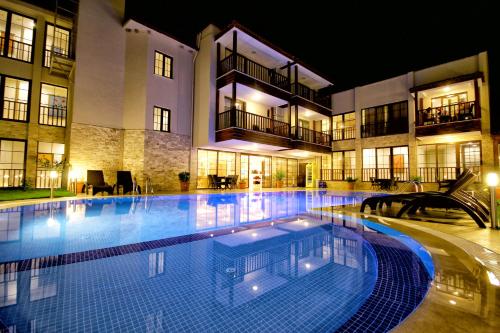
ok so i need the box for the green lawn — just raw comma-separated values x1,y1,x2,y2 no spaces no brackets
0,189,76,201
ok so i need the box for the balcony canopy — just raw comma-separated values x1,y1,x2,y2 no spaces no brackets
215,22,333,91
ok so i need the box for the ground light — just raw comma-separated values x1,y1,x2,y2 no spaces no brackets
486,172,499,229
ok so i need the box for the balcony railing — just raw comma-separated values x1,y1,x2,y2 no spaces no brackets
2,100,28,122
219,53,290,91
418,166,481,183
44,49,71,68
7,39,33,62
362,168,408,182
321,169,356,181
332,127,356,141
291,82,331,109
292,126,331,147
361,121,408,138
416,101,478,126
0,169,24,187
36,170,63,188
217,108,290,138
39,105,67,127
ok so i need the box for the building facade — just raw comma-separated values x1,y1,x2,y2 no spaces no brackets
0,0,495,192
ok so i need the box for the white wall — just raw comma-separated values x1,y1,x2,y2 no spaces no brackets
414,55,479,86
356,74,409,109
332,89,354,115
145,28,195,136
72,0,126,128
193,25,219,147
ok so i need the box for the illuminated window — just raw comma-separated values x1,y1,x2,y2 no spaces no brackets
44,24,71,67
154,51,173,78
148,252,165,278
361,101,407,138
362,146,408,181
39,83,68,127
0,139,25,187
153,106,170,132
0,263,17,307
1,76,30,121
5,12,35,62
36,142,64,188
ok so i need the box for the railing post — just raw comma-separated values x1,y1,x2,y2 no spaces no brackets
230,108,236,128
232,30,237,71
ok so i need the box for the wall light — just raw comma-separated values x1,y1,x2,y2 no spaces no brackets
252,93,262,102
486,172,498,229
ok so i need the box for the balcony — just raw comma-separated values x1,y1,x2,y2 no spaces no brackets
216,109,331,152
321,169,356,181
291,126,331,148
2,100,28,122
219,53,290,92
218,108,290,138
0,169,24,187
332,127,355,141
417,166,481,183
291,83,331,109
415,101,480,136
6,39,33,62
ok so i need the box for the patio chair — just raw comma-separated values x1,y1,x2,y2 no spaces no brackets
86,170,114,196
370,177,379,191
116,171,134,194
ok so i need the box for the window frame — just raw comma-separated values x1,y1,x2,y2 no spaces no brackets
0,74,32,123
332,111,355,141
153,106,170,132
154,51,173,79
43,22,72,67
362,145,409,181
0,137,27,188
361,101,408,138
39,82,68,127
0,8,36,63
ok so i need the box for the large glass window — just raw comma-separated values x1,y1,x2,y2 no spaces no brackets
196,150,236,188
331,152,343,180
332,112,355,140
154,51,173,78
153,107,170,132
344,150,356,179
0,10,7,56
361,101,408,138
362,146,408,181
44,24,70,67
0,140,25,187
36,142,64,188
39,83,67,127
7,13,35,62
417,143,480,182
2,76,30,122
287,159,297,187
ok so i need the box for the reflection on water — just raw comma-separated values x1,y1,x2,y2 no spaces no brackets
0,217,378,332
0,191,375,262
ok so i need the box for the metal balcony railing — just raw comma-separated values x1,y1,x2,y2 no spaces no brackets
416,101,478,126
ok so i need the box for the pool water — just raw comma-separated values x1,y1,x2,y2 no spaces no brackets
0,191,431,332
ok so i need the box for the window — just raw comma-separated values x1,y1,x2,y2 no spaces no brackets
154,51,173,78
287,159,298,187
196,150,236,188
39,84,67,126
0,263,18,307
361,101,408,138
1,76,30,122
417,143,481,182
148,252,165,278
223,96,245,111
329,151,356,180
44,24,70,67
332,112,355,140
362,146,408,181
0,139,25,187
153,107,170,132
1,11,35,62
0,207,20,242
36,142,64,188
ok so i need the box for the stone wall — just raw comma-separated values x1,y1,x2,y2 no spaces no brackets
123,130,146,187
69,123,124,185
143,130,191,192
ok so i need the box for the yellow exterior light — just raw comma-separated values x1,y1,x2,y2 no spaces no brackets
486,172,499,187
50,170,58,179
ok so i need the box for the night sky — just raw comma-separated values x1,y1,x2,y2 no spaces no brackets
125,0,496,92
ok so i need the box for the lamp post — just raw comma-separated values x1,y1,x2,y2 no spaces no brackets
50,170,58,199
486,172,499,229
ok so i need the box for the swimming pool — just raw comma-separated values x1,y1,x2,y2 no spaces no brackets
0,191,431,332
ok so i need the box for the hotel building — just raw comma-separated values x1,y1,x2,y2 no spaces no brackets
0,0,496,192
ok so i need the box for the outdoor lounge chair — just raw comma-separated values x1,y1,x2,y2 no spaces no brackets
86,170,114,196
116,171,134,194
360,169,474,212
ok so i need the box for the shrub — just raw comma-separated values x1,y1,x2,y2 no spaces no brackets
178,171,190,182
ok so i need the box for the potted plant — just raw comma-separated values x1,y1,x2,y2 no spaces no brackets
275,170,285,188
239,179,247,189
410,176,423,192
345,176,357,190
178,171,190,191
